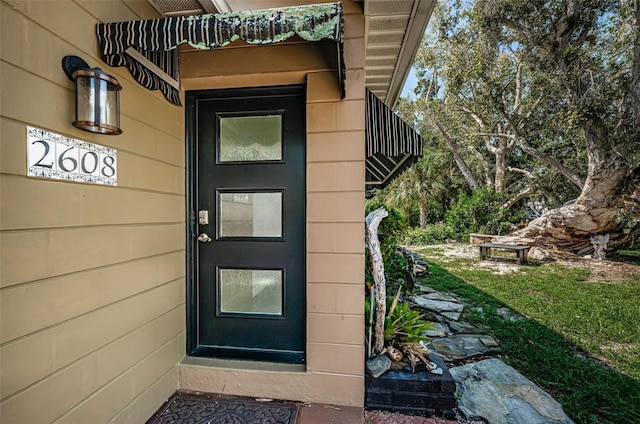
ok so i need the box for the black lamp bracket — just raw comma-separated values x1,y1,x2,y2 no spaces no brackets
62,55,90,81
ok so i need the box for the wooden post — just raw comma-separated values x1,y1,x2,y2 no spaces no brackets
365,207,388,354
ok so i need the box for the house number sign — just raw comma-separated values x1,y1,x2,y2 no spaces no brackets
27,126,117,186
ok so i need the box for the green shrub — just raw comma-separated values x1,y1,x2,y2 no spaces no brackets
365,201,408,237
401,223,457,245
405,202,447,228
445,188,525,240
365,203,408,281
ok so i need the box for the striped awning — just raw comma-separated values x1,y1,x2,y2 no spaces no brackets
97,2,345,105
366,89,424,191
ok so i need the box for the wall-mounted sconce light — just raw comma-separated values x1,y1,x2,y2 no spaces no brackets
62,55,122,135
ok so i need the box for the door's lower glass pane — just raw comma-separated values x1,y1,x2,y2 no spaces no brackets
219,269,282,315
219,192,282,238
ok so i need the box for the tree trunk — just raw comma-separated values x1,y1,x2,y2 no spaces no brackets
509,1,640,254
419,201,428,229
632,0,640,124
515,162,640,254
494,143,510,193
515,91,638,253
365,208,388,354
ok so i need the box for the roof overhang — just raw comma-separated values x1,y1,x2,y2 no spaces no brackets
363,0,435,106
146,0,436,107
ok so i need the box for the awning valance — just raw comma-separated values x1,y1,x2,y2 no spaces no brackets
366,89,424,191
97,2,345,105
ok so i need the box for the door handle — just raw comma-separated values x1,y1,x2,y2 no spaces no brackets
197,233,212,243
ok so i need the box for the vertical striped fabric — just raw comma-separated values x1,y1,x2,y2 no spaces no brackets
96,2,345,105
365,89,424,190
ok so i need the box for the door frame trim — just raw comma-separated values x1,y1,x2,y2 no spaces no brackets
185,85,306,359
186,89,198,355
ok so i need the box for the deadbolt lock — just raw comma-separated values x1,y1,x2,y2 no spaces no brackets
198,210,209,225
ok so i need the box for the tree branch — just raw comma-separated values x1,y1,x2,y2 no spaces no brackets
523,95,544,121
473,132,516,139
518,138,585,189
507,166,535,179
513,62,523,113
503,18,538,48
461,107,503,153
495,107,585,189
433,121,481,191
502,186,533,210
460,106,487,131
467,145,493,187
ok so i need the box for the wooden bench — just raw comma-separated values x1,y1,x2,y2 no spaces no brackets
478,243,530,265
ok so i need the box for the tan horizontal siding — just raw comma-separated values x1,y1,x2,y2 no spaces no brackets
307,223,364,253
76,0,161,23
1,223,184,288
303,47,365,405
307,283,364,315
108,365,178,424
0,176,183,231
0,1,184,422
2,0,370,414
306,342,365,375
0,2,183,137
307,161,365,192
1,251,185,344
1,306,184,423
180,364,364,407
307,100,366,133
0,279,184,401
307,192,365,222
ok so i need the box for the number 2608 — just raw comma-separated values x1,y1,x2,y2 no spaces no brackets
29,139,116,178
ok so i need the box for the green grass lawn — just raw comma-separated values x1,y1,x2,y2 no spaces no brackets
415,244,640,424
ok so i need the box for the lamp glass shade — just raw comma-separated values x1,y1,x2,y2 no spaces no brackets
73,68,122,135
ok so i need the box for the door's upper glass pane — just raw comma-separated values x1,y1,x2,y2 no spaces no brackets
219,268,283,315
219,192,282,238
219,115,282,162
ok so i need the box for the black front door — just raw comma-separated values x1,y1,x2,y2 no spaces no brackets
186,86,306,363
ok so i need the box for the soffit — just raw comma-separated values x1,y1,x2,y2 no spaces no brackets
146,0,435,106
364,0,435,106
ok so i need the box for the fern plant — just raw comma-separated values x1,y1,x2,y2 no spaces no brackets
384,301,432,344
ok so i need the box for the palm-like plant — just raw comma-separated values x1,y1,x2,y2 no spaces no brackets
383,151,449,228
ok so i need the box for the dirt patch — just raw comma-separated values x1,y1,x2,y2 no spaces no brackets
407,244,478,260
600,342,638,353
412,243,640,283
560,257,640,283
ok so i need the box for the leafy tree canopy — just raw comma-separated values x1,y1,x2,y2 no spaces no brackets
384,0,640,253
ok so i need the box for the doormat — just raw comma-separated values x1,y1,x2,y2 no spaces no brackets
146,391,299,424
